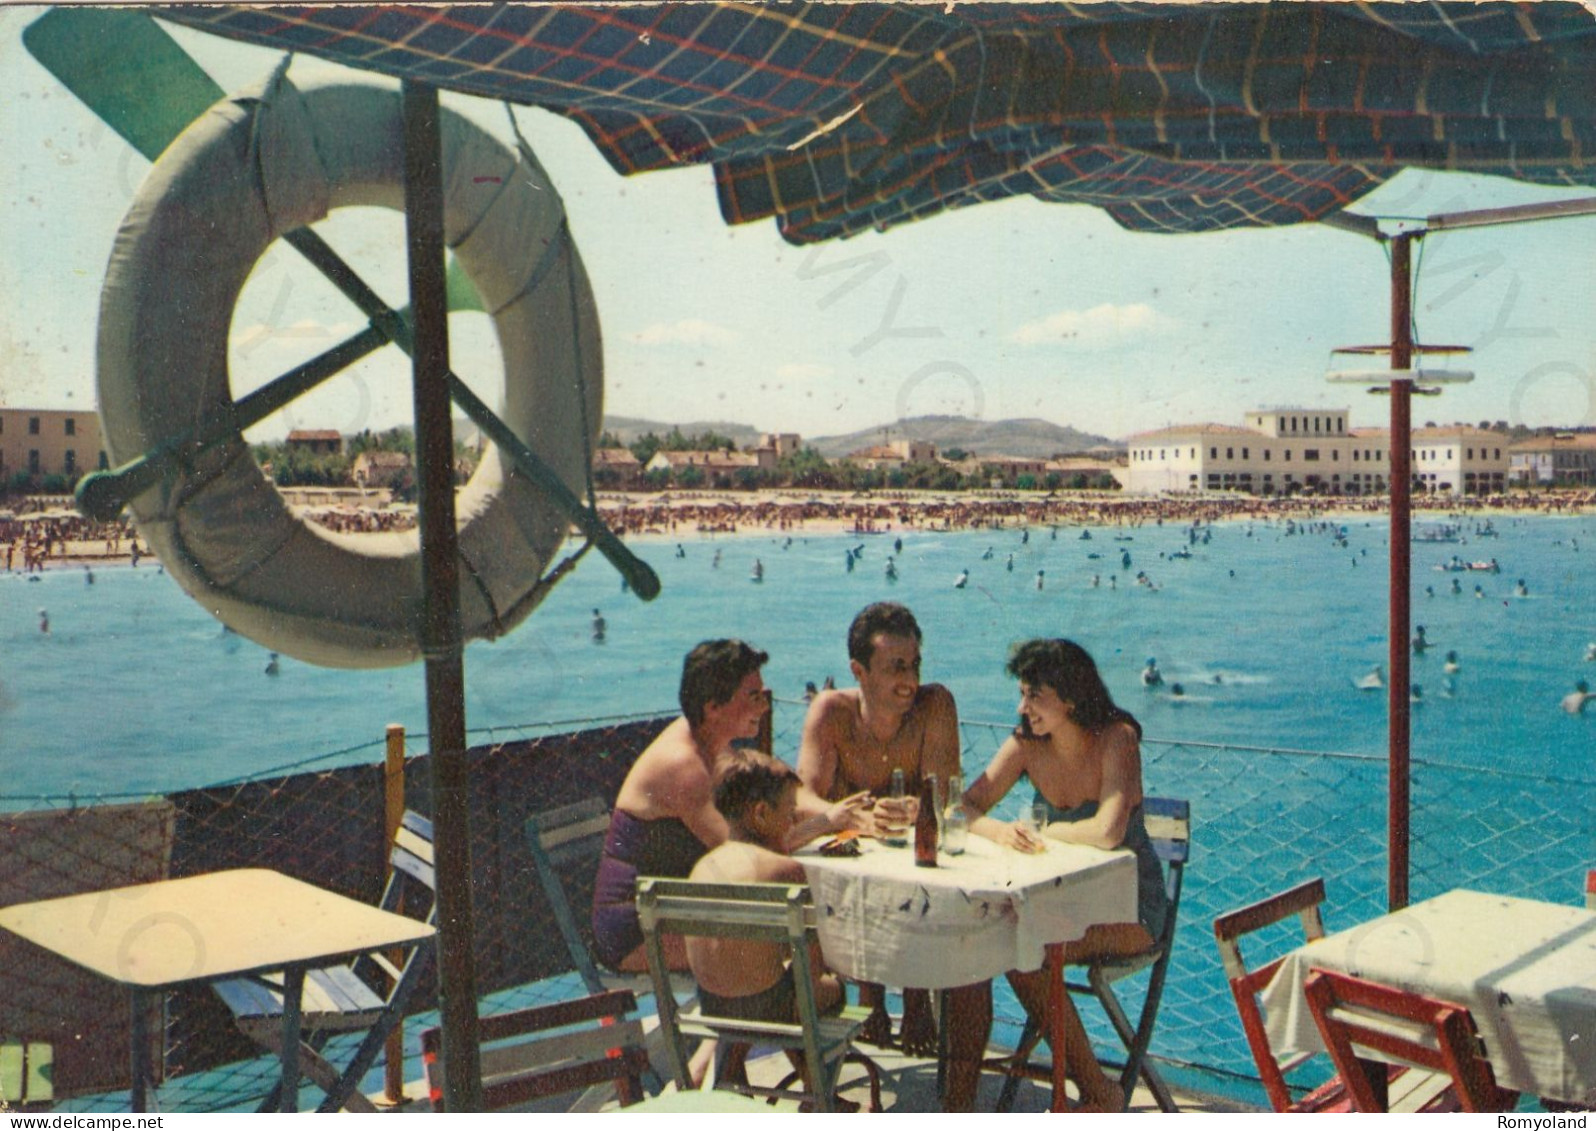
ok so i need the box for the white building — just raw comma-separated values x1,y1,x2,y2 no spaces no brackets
1509,433,1596,486
1125,408,1508,497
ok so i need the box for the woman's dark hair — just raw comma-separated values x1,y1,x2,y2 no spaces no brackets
680,639,768,727
714,752,799,822
1006,638,1141,738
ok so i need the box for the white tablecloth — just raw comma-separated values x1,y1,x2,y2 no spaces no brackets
1260,889,1596,1104
796,834,1136,989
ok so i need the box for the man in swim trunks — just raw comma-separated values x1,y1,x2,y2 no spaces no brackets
797,601,988,1110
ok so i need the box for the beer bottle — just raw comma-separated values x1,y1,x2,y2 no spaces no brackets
914,774,939,868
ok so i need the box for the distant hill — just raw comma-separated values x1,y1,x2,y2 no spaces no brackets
601,415,763,448
809,415,1117,459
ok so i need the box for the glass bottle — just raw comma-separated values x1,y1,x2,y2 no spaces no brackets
883,767,907,846
914,774,939,867
943,773,968,856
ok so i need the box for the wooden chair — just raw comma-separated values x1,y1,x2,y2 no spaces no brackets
996,796,1190,1112
1304,969,1519,1113
421,989,652,1111
635,878,880,1112
212,810,436,1112
523,799,691,1001
1212,877,1348,1112
524,798,628,997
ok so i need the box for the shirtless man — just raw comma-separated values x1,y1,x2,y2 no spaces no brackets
797,601,990,1110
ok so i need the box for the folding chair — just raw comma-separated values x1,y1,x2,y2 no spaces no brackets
996,796,1189,1112
523,799,690,1000
1212,877,1350,1111
213,810,436,1112
635,878,880,1112
421,989,652,1111
1304,969,1519,1113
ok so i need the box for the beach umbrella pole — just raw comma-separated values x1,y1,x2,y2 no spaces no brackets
402,79,482,1111
1387,233,1414,913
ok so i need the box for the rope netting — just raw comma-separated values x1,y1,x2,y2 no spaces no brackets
2,702,1590,1110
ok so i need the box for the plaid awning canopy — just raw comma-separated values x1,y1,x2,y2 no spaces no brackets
161,2,1596,241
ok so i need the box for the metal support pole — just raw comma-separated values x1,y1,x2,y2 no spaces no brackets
1387,233,1415,913
402,80,481,1111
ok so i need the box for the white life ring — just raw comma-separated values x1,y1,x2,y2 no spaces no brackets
96,78,601,669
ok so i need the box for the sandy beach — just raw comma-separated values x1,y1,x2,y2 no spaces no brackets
6,486,1592,572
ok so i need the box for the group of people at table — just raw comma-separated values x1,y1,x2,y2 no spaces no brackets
588,601,1168,1111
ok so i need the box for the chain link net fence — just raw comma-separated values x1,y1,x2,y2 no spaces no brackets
2,702,1591,1110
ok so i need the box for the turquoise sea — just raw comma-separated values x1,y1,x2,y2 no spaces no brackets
2,513,1592,799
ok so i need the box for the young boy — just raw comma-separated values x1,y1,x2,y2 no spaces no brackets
686,753,842,1022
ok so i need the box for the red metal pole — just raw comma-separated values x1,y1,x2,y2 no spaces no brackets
1387,233,1414,913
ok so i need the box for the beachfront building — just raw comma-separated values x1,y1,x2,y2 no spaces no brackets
0,407,107,486
1125,408,1509,496
760,432,803,460
351,449,414,491
847,438,937,471
1411,426,1510,495
1509,432,1596,486
286,429,343,456
592,446,643,489
979,454,1049,487
1046,456,1128,489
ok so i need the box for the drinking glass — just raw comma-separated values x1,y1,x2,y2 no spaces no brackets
1030,800,1050,837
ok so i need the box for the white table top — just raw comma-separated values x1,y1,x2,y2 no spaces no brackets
1260,888,1596,1105
0,868,435,991
796,834,1136,989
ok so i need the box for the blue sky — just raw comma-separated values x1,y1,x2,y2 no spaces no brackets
3,5,1595,445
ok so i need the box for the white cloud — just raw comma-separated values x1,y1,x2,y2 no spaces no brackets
628,319,739,347
1009,303,1168,346
775,363,833,380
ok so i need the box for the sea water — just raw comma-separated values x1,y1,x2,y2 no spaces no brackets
1,514,1593,799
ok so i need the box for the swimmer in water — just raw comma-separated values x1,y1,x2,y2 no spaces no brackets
84,565,94,585
712,549,722,569
1585,642,1596,663
1035,570,1045,590
1141,657,1163,687
265,652,281,676
953,569,969,589
1561,680,1592,715
1515,578,1528,597
1411,625,1429,654
1474,584,1484,599
38,608,49,635
1169,682,1185,698
1355,664,1385,691
591,608,607,642
1443,650,1460,674
1451,578,1462,595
